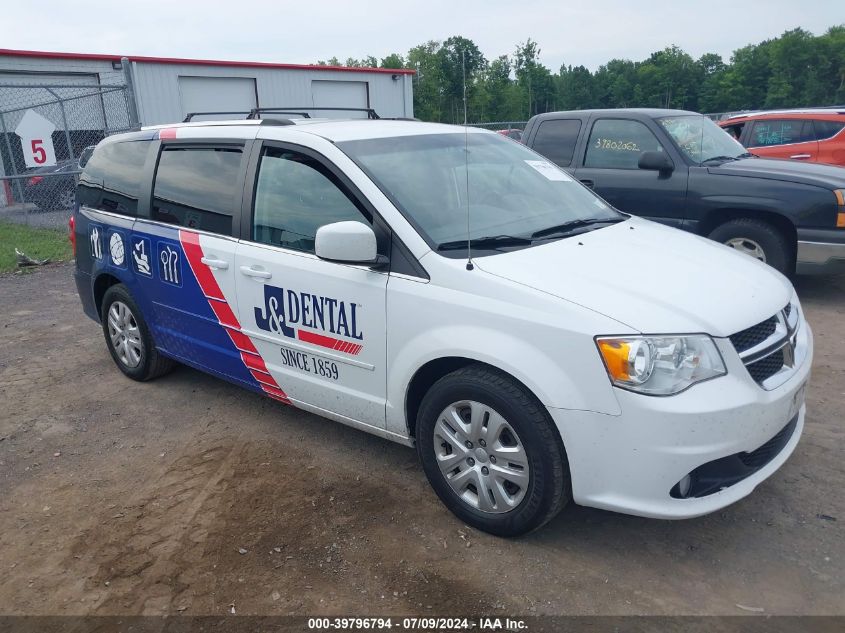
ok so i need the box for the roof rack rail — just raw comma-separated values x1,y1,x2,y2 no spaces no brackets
183,110,252,122
247,106,381,120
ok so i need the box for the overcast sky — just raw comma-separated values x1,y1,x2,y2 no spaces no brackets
3,1,842,71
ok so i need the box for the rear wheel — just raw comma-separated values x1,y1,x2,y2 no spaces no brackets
708,218,791,274
416,365,570,537
101,284,173,381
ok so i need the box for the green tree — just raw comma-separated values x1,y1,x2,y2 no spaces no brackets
380,53,406,69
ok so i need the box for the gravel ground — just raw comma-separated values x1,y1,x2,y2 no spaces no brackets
0,263,842,616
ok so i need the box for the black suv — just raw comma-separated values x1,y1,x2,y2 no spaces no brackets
523,109,845,275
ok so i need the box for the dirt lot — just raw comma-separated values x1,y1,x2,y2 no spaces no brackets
0,263,842,616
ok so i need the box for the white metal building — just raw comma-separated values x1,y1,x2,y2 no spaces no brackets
0,48,415,124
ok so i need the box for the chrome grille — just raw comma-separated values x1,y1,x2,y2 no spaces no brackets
729,301,801,390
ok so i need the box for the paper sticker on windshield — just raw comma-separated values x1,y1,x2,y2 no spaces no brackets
525,160,572,181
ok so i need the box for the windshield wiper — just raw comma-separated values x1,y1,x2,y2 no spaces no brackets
437,235,532,251
700,155,744,165
531,217,623,239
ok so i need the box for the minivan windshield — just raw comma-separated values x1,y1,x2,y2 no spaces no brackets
337,133,623,256
657,115,749,164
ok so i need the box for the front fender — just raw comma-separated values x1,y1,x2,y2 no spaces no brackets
385,323,622,438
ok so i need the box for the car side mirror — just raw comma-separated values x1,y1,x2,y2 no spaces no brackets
315,221,387,267
638,151,674,173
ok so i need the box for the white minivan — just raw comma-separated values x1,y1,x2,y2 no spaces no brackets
72,113,812,536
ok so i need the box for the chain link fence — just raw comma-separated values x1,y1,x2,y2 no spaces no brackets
0,82,138,229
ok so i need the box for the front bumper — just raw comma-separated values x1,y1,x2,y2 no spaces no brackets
550,323,813,519
796,228,845,275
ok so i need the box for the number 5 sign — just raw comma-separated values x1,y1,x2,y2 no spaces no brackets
15,110,57,168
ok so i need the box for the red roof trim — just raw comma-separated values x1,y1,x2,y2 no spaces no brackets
0,48,415,75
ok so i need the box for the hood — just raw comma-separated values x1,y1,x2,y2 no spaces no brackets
709,156,845,189
473,217,793,337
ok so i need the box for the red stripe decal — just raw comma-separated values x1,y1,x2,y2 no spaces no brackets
209,300,240,330
251,370,276,386
229,330,258,354
240,351,267,372
262,385,290,402
179,231,225,300
178,229,289,404
159,128,177,139
297,329,362,356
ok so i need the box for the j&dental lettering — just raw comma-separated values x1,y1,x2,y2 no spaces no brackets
255,284,363,341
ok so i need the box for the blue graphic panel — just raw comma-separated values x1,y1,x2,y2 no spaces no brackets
106,229,127,269
130,236,153,277
157,240,182,287
89,224,104,261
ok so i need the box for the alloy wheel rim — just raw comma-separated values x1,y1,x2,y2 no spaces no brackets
433,400,530,514
725,237,767,262
107,301,142,368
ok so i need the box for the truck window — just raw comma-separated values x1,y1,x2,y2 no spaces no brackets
532,119,581,167
252,147,370,254
584,119,664,169
78,140,151,216
748,120,813,147
152,147,242,235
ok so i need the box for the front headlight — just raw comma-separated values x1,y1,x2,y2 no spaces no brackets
596,335,726,396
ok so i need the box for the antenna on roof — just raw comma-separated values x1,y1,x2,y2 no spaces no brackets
463,49,473,272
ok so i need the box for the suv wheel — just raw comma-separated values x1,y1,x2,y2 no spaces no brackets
416,365,570,537
708,218,791,274
101,284,174,381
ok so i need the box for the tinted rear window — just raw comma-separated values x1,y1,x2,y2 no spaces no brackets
78,140,151,216
152,147,242,235
532,119,581,166
812,120,845,141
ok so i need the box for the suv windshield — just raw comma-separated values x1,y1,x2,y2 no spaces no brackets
657,115,748,164
337,133,623,255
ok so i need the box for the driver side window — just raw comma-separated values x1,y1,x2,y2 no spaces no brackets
584,119,664,169
252,147,371,253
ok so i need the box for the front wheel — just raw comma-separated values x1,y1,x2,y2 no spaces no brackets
708,218,791,274
416,365,570,537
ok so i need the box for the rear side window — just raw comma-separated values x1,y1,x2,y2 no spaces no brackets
152,147,242,235
532,119,581,167
252,146,369,253
812,120,845,141
721,122,745,141
748,120,813,147
584,119,664,169
78,140,150,216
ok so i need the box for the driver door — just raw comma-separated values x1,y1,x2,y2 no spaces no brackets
574,117,688,228
234,143,389,428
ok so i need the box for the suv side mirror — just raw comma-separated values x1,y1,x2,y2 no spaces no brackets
315,221,387,266
638,151,674,173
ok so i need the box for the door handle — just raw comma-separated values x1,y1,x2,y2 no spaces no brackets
201,256,229,270
579,179,595,189
239,265,272,280
790,154,811,159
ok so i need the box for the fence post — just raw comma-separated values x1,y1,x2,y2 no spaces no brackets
0,111,25,206
45,87,75,160
122,58,140,129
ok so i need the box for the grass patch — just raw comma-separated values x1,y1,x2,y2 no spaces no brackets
0,220,72,273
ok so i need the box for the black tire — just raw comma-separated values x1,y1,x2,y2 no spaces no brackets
708,218,791,274
416,365,570,537
100,284,174,381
